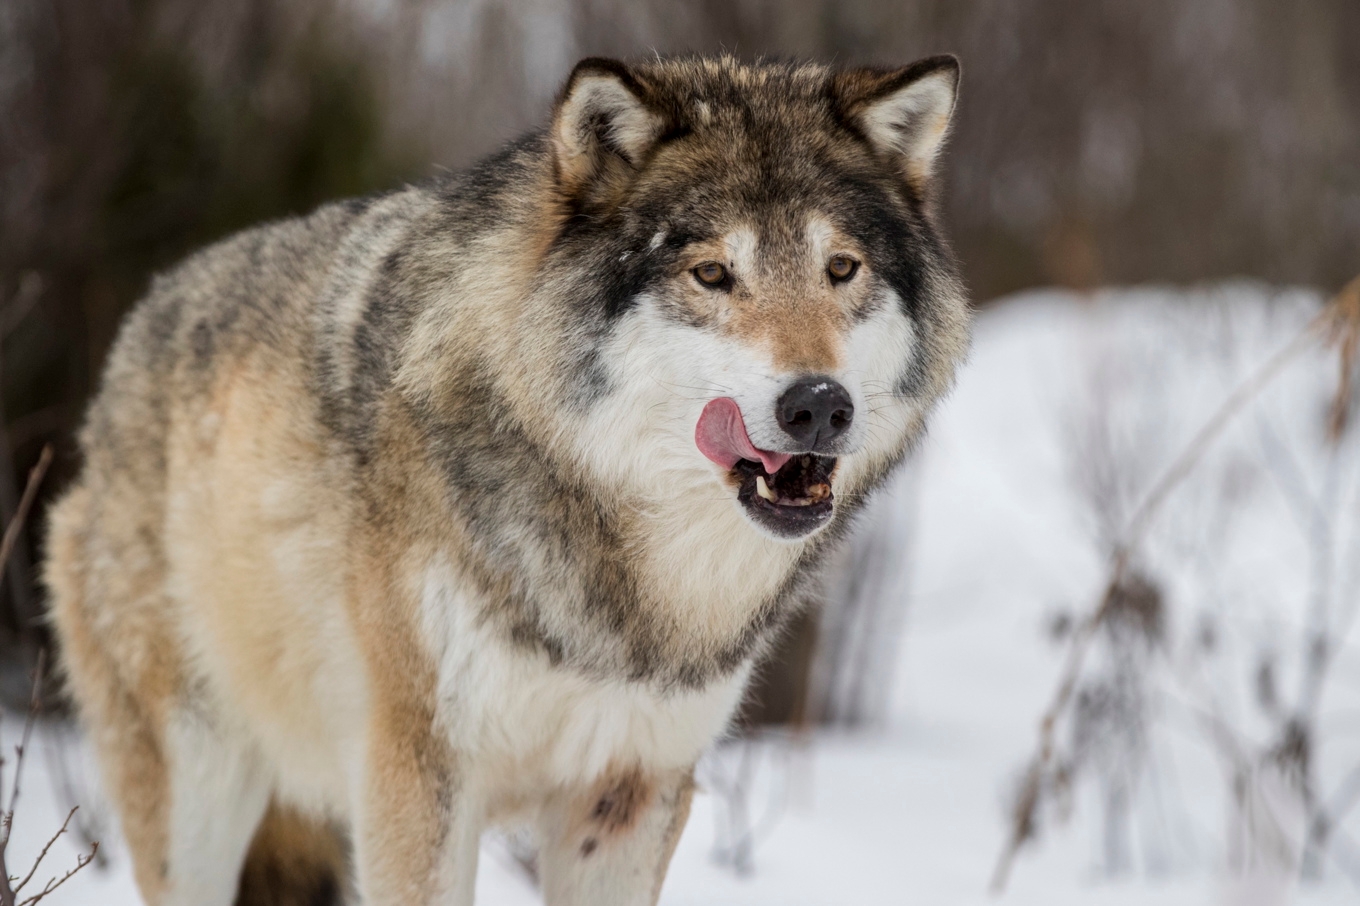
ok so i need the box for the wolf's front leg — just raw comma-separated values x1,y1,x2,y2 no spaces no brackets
538,766,696,906
352,707,480,906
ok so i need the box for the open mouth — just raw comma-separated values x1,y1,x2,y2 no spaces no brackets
732,453,837,538
695,398,837,539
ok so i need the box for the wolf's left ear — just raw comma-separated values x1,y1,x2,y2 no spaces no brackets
835,55,960,190
552,58,666,199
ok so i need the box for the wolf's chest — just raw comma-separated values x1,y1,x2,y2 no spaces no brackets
475,654,749,791
420,564,750,792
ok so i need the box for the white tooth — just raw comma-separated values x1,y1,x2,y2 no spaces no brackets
756,475,777,502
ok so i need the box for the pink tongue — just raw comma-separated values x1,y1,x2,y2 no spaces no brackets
695,398,792,475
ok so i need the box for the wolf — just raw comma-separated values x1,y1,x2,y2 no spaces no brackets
43,54,969,905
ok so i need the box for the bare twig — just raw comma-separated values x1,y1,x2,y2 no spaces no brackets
12,808,74,894
1324,276,1360,443
0,445,93,906
39,726,105,868
15,841,98,906
1121,312,1329,550
0,653,97,906
0,651,46,906
0,446,52,583
990,288,1351,895
5,650,46,825
1305,763,1360,872
989,576,1122,893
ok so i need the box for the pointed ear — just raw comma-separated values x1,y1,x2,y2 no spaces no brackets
552,58,666,198
835,55,960,191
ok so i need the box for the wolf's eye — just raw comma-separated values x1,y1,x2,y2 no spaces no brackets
828,256,859,283
693,262,729,288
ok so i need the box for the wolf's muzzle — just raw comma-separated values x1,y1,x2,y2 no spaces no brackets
776,376,854,452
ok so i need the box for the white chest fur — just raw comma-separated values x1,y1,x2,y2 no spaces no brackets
418,561,750,806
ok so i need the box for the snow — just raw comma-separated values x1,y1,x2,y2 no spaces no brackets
10,283,1360,904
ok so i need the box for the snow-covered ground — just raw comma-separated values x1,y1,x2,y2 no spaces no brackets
8,284,1360,904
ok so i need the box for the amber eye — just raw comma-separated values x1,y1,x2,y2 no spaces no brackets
693,262,729,288
828,255,859,282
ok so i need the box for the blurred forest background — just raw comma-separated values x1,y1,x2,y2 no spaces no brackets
2,0,1359,727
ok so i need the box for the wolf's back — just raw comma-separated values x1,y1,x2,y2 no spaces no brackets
85,202,365,455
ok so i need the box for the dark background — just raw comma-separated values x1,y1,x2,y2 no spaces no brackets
1,0,1356,711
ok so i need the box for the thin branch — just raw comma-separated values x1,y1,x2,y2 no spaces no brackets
0,675,96,906
3,650,47,840
1122,313,1329,550
1324,276,1360,443
989,574,1123,893
0,447,55,906
0,445,52,583
15,841,97,906
12,809,73,894
39,725,104,867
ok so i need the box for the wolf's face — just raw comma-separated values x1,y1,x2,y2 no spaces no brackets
615,213,925,540
541,57,969,541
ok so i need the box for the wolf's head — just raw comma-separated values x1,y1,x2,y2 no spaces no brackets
531,55,970,542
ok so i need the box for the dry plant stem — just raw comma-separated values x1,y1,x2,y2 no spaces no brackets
0,651,46,906
989,295,1344,896
1122,315,1329,548
1175,691,1360,888
12,808,73,894
1306,763,1360,879
0,655,96,905
16,840,97,906
0,445,52,581
0,443,54,906
0,445,96,904
39,730,103,867
9,650,46,823
1325,276,1360,443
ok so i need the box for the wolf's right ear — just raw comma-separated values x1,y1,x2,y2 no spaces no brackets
835,55,960,193
552,58,666,199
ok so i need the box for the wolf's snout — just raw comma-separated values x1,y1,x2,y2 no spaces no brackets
776,377,853,450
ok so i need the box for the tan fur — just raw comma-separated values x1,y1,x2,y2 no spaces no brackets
582,767,654,837
670,219,894,374
47,483,177,902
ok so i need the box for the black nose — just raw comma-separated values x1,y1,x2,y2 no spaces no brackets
776,377,854,450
